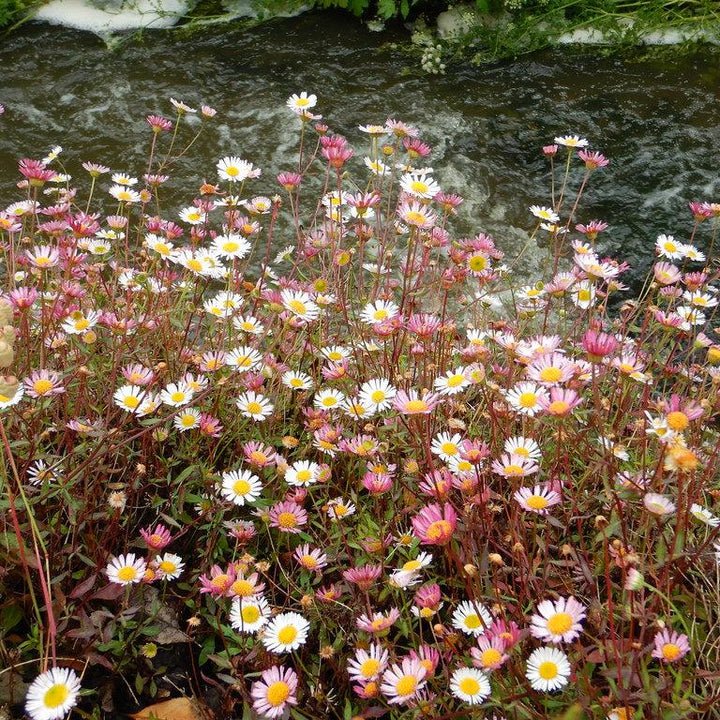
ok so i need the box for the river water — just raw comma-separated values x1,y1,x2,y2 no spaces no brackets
1,12,719,280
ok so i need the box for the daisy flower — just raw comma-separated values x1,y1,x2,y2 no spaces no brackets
225,345,263,372
269,500,308,534
538,387,583,417
530,596,586,644
25,666,81,720
160,382,195,408
526,646,571,691
261,612,310,654
360,299,400,326
504,382,549,417
380,658,427,705
348,644,389,683
287,91,317,112
655,234,686,260
643,493,676,516
109,185,141,203
358,378,397,411
554,134,589,148
178,206,208,225
529,205,560,223
433,367,471,395
470,635,509,671
281,289,320,322
220,469,263,505
236,391,274,421
156,553,184,580
452,600,493,636
251,665,298,719
514,485,561,515
24,369,65,398
216,157,261,182
400,172,440,199
429,432,464,462
284,460,321,487
570,280,596,309
398,199,437,228
449,666,491,705
294,544,328,571
211,233,251,260
106,553,147,585
393,389,442,415
356,608,400,634
230,596,271,633
526,353,576,386
492,453,539,479
504,436,541,461
652,628,690,663
27,459,61,486
313,388,346,411
689,503,720,527
113,384,148,414
174,408,201,432
326,497,356,520
412,502,457,545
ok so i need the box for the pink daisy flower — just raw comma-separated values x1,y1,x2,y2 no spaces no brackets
268,500,308,534
514,485,561,515
251,665,299,718
380,657,427,705
530,596,586,644
652,628,691,663
411,502,457,545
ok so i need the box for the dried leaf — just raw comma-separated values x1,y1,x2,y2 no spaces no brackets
130,696,209,720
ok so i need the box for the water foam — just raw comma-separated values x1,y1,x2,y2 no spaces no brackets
33,0,189,33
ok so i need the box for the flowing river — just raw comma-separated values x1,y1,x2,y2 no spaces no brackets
1,12,719,281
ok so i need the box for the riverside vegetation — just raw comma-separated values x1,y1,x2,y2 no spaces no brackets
1,94,720,719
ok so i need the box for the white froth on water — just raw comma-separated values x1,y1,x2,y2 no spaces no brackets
34,0,189,33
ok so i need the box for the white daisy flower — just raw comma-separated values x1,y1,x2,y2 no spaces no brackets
220,469,263,505
25,667,81,720
230,595,271,633
449,666,491,705
452,600,493,636
526,646,571,691
106,553,147,585
261,612,310,653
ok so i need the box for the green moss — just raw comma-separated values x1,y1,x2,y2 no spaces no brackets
0,0,41,29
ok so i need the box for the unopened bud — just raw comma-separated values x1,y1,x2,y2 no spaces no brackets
463,563,477,576
488,553,504,566
595,515,609,530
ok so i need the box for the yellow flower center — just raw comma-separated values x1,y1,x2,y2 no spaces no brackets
441,442,458,455
360,658,381,677
662,643,681,661
410,181,429,194
245,401,263,415
301,555,317,569
180,414,197,427
33,379,54,395
225,166,239,177
277,625,298,645
117,566,137,582
170,391,185,403
187,259,203,272
666,411,689,431
288,299,307,315
546,612,573,635
504,464,525,476
403,560,422,571
469,255,487,272
290,378,305,388
481,648,502,667
223,241,239,252
518,392,537,408
425,519,451,541
373,309,388,321
538,661,558,679
446,374,465,387
548,400,570,415
242,605,260,623
539,366,563,383
404,211,427,225
74,319,90,331
44,683,70,709
464,614,482,629
526,495,549,510
404,399,428,413
266,680,290,707
159,560,177,574
321,396,338,407
277,512,297,529
459,676,481,695
371,390,386,403
231,579,254,597
395,675,417,696
577,289,592,302
211,574,231,591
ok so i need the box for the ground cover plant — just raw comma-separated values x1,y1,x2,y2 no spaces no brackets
0,93,719,720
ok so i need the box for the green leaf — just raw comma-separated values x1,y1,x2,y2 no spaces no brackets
377,0,396,18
